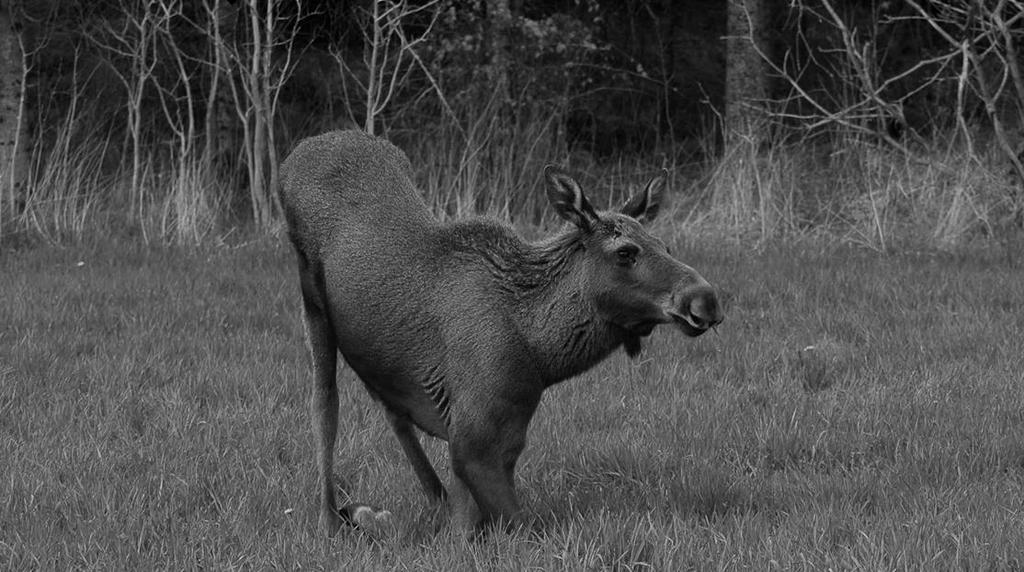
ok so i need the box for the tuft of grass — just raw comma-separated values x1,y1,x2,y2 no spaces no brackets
17,101,108,243
698,133,1020,250
10,106,228,247
154,153,226,246
3,237,1024,568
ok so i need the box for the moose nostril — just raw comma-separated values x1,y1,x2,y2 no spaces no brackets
689,290,723,327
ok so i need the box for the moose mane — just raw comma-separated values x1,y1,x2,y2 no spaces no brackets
443,218,586,296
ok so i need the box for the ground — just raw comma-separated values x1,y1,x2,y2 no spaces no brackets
2,236,1023,570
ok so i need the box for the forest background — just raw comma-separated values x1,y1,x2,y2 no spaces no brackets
0,0,1021,250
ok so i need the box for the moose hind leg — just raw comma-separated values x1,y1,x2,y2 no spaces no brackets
383,406,447,503
299,260,344,535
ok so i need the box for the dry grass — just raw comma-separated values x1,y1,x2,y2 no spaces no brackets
7,104,1019,252
699,134,1020,250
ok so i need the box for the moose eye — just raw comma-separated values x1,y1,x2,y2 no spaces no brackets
616,245,639,264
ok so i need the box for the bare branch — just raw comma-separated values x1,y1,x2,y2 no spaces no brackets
335,0,444,135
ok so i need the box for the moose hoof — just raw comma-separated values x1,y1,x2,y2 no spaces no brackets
343,503,394,531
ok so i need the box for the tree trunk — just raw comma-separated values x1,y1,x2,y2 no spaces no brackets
724,0,767,144
0,0,26,227
364,0,382,135
486,0,512,108
262,0,281,219
203,0,238,172
717,0,774,237
484,0,513,212
247,0,268,226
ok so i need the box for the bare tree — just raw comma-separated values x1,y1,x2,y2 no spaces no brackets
0,0,27,234
334,0,445,136
210,0,302,228
747,0,914,151
89,0,160,222
742,0,1024,210
200,0,237,172
152,0,218,243
904,0,1024,187
152,0,196,161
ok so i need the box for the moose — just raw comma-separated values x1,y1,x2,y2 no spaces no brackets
279,130,722,535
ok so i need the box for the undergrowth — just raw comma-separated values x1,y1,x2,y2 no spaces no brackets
2,107,1021,251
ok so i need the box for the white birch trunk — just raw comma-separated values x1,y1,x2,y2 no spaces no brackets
0,0,26,224
725,0,767,142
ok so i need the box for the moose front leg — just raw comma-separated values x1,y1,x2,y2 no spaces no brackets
448,465,483,532
449,445,524,534
446,384,540,534
449,448,523,533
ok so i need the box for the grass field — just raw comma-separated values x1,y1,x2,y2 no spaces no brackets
3,234,1024,570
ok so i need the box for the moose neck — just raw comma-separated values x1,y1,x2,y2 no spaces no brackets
510,229,626,386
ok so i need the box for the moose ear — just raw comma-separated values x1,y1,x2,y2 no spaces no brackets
544,165,599,232
621,169,667,224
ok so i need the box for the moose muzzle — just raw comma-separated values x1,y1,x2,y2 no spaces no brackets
668,282,723,337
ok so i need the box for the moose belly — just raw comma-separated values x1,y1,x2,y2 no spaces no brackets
337,342,450,440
